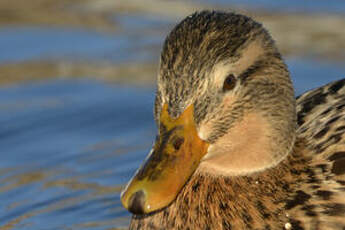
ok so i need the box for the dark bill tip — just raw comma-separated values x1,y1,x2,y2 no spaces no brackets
128,190,146,215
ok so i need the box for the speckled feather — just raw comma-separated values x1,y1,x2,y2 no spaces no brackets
129,11,345,230
131,79,345,229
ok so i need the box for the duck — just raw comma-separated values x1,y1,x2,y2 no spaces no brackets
121,10,345,229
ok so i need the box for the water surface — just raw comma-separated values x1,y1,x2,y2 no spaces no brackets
0,79,155,229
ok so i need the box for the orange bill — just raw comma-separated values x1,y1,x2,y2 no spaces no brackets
121,104,209,214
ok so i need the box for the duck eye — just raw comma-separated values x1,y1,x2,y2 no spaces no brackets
223,74,236,92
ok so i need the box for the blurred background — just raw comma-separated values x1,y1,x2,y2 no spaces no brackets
0,0,344,229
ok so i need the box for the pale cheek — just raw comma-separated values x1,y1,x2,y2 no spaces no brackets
198,113,275,176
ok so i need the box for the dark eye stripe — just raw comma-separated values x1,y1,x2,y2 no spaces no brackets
239,60,264,82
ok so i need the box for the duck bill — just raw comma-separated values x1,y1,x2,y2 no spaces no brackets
121,104,209,214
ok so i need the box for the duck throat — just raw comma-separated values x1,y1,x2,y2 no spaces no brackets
129,142,307,230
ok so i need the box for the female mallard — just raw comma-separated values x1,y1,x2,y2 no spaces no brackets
121,11,345,229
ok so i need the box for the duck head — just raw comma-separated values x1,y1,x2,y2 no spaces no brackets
121,11,296,215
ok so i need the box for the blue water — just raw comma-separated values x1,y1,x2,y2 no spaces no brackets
0,80,155,229
0,26,162,64
288,58,345,95
0,28,123,63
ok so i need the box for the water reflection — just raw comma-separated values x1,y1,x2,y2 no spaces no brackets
0,80,155,229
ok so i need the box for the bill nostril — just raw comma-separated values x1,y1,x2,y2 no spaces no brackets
173,137,184,150
128,190,146,215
